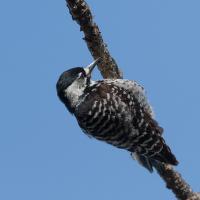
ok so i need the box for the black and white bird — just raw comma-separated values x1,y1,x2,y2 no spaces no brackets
56,58,178,172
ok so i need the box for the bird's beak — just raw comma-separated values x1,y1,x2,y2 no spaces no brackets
84,58,101,77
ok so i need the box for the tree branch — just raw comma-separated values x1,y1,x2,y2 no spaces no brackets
65,0,199,199
66,0,122,79
154,162,200,200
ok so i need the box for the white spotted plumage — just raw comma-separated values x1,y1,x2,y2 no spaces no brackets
57,63,178,173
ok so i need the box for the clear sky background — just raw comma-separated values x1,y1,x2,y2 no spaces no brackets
0,0,200,199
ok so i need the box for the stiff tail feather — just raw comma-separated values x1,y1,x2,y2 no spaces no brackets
131,145,178,173
152,143,178,166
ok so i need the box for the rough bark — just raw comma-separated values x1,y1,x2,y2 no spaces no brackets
66,0,122,79
65,0,199,199
154,162,200,200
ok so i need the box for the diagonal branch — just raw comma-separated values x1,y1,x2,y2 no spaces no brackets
154,162,200,200
65,0,200,199
66,0,122,79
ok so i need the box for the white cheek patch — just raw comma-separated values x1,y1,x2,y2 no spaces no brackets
64,78,87,107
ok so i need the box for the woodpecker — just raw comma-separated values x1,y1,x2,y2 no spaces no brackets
56,58,178,172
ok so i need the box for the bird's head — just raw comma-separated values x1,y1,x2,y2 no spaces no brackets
56,58,100,113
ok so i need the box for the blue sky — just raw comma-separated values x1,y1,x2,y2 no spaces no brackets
0,0,200,199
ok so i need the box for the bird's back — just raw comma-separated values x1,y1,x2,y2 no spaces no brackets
75,81,133,147
74,79,178,171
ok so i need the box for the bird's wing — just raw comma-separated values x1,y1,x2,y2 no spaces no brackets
74,82,133,141
103,79,154,118
74,81,178,170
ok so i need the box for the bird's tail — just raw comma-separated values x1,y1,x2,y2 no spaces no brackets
131,144,178,173
152,142,178,166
